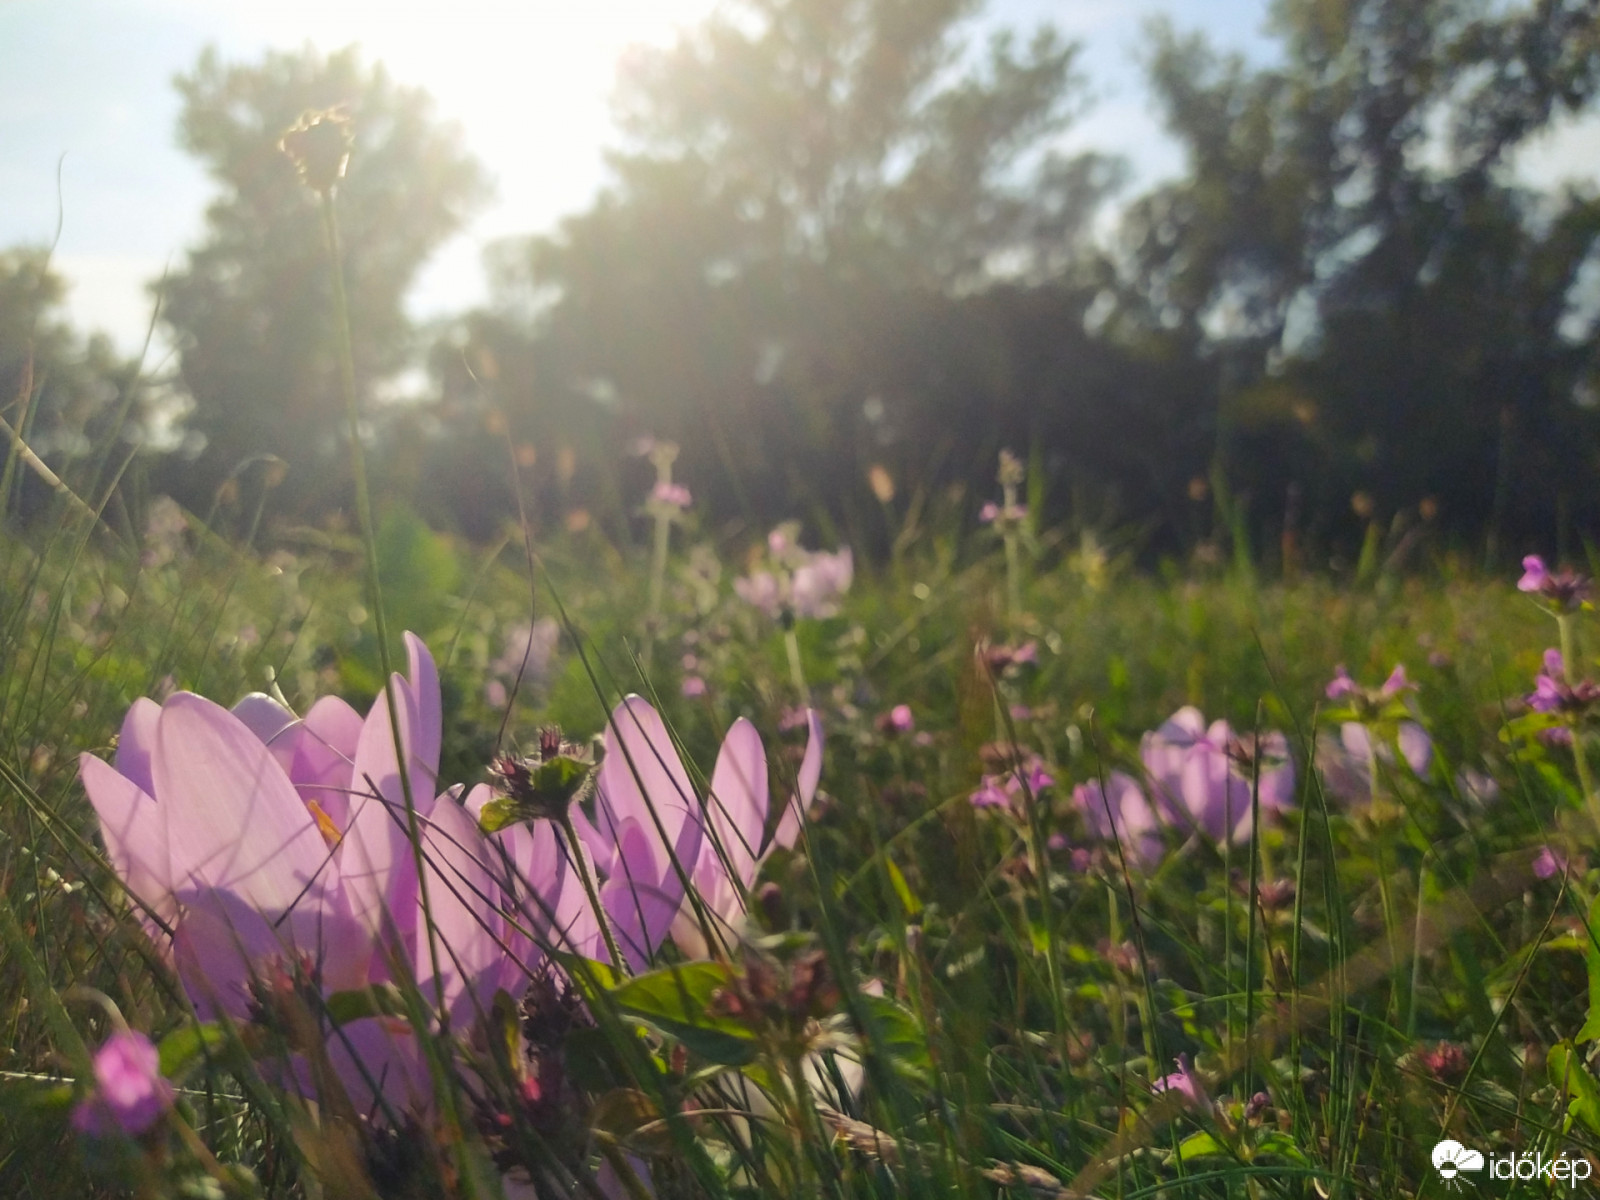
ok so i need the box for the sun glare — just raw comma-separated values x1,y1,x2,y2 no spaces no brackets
223,0,717,233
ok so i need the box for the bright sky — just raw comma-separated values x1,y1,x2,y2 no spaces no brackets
0,0,1593,353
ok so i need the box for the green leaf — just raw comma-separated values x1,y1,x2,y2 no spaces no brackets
1549,1041,1600,1137
884,856,922,918
476,795,522,834
1252,1131,1312,1165
157,1022,233,1080
1173,1131,1229,1162
853,992,930,1078
1578,893,1600,1043
324,984,407,1027
608,962,758,1065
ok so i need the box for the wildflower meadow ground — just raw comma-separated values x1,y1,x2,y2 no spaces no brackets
3,112,1599,1200
4,466,1598,1198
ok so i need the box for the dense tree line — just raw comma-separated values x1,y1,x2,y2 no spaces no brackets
3,0,1598,561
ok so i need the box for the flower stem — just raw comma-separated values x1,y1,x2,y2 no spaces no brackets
1557,613,1600,831
559,815,627,973
784,626,808,703
318,191,447,1011
644,507,671,671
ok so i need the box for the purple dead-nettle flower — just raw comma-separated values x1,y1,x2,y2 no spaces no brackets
1073,771,1164,867
490,617,561,696
876,704,914,735
1533,845,1569,880
649,481,691,509
1518,555,1591,612
969,775,1013,810
1325,666,1359,700
482,725,600,831
1528,648,1600,716
1326,663,1414,709
979,501,1028,524
735,524,854,622
72,1030,174,1138
734,570,784,619
981,639,1038,674
791,548,853,619
1152,1053,1211,1111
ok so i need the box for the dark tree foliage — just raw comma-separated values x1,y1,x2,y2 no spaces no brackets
1111,0,1600,552
462,0,1127,541
0,246,137,520
156,45,489,510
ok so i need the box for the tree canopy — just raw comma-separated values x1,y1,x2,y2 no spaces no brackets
156,44,489,509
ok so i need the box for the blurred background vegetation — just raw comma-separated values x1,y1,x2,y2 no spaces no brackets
4,0,1600,563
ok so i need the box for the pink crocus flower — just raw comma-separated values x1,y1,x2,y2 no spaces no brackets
1073,771,1164,867
78,635,512,1120
72,1030,174,1138
1140,708,1295,845
1317,721,1434,803
669,707,825,959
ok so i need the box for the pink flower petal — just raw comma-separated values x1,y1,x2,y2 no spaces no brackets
702,717,768,894
403,633,442,783
596,697,702,885
113,697,162,797
414,796,505,1026
773,709,824,851
79,753,176,933
152,693,335,916
342,681,428,942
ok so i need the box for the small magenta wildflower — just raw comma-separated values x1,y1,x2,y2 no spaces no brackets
1518,555,1591,611
72,1030,174,1138
876,704,914,735
1533,845,1569,880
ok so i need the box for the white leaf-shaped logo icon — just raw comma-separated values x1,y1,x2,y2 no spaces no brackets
1456,1148,1485,1172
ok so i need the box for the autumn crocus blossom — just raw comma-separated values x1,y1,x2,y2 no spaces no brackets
1140,707,1295,845
78,635,515,1119
1073,771,1163,867
668,705,824,958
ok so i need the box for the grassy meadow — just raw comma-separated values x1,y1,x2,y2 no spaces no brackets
2,469,1596,1199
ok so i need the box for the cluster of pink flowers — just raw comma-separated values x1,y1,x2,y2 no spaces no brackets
79,634,823,1130
1072,707,1296,866
734,525,854,621
970,752,1055,811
